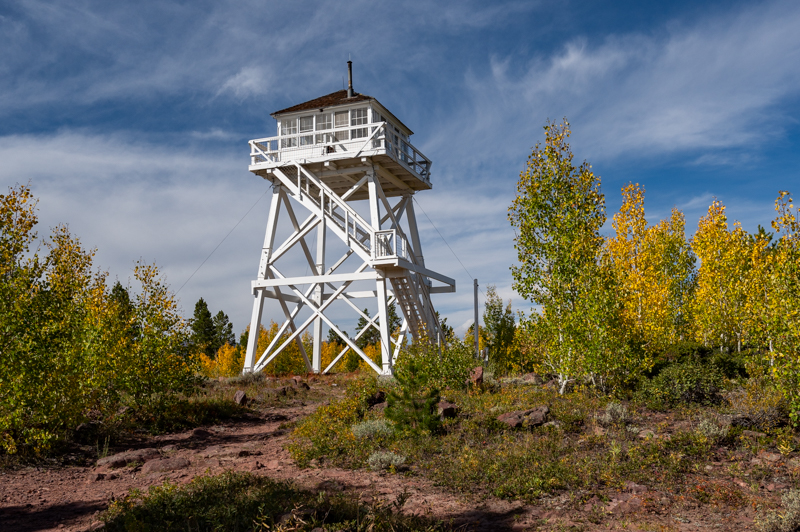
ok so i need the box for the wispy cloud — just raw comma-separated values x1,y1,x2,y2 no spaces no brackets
436,0,800,175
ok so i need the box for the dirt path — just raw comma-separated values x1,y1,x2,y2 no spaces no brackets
0,402,537,532
0,389,762,532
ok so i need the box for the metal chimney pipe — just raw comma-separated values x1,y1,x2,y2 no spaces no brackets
347,61,354,98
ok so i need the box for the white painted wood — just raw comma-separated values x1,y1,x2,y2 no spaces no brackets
242,95,453,376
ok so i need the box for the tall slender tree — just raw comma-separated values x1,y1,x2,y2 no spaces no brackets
191,297,215,357
509,119,621,393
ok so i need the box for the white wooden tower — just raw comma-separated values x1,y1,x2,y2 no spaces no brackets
242,63,455,376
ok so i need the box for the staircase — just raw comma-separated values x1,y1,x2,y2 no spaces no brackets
271,163,439,341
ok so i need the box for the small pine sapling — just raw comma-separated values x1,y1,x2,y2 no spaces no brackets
385,359,442,434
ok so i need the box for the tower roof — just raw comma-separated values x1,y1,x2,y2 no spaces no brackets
271,90,373,116
270,89,413,135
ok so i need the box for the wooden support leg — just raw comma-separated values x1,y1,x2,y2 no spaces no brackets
243,289,265,373
376,277,392,375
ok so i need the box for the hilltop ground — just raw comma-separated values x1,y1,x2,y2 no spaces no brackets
0,374,794,532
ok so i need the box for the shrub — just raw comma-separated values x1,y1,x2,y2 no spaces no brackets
102,470,444,531
756,489,800,532
393,337,475,391
0,185,198,455
598,402,630,427
352,419,394,440
697,417,729,444
637,361,724,410
287,376,378,467
726,379,789,431
367,451,406,471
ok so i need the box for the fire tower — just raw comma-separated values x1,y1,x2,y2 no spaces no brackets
242,63,455,376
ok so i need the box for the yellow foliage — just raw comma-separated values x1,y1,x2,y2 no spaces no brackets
691,200,765,351
605,183,695,355
198,343,244,378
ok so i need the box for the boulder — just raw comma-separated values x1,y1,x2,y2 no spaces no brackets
97,448,160,468
437,401,458,419
522,373,543,384
525,406,549,426
624,481,648,494
367,391,387,407
191,428,213,439
496,406,549,429
234,390,248,406
469,366,484,386
141,456,190,474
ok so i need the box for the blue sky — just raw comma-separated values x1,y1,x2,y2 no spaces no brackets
2,0,799,336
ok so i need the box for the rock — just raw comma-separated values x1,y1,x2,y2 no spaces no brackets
141,456,190,474
497,411,526,428
367,391,387,407
233,390,248,405
88,473,106,482
74,421,101,442
234,390,248,406
523,372,543,384
469,366,484,386
581,495,601,512
624,481,648,494
608,497,642,515
766,483,789,492
741,430,767,439
525,406,549,427
274,386,296,396
496,406,549,429
263,413,289,423
638,430,655,440
191,428,213,439
97,448,160,468
437,401,458,419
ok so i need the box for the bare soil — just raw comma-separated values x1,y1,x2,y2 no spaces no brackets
0,378,781,531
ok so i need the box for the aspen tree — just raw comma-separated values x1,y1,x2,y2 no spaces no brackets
606,184,695,356
768,191,800,418
509,120,623,393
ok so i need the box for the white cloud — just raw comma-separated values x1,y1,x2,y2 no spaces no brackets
217,67,272,98
440,0,800,171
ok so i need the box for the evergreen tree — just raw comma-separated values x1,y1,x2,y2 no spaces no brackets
355,309,377,349
212,310,235,350
483,285,516,370
436,311,455,341
385,358,442,434
191,297,215,357
109,280,139,340
327,327,347,346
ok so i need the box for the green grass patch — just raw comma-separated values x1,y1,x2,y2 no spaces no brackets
102,470,447,532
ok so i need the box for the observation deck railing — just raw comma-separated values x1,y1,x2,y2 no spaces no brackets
249,122,431,182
